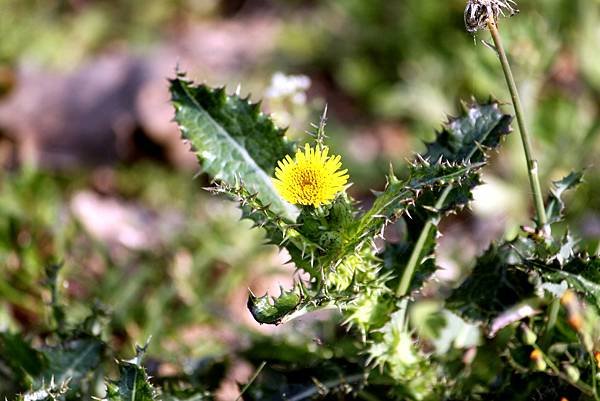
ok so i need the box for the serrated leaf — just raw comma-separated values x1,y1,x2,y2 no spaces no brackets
415,100,512,214
412,169,482,214
38,335,104,391
170,75,298,221
209,183,321,277
104,356,156,401
247,286,304,325
445,244,536,323
424,100,512,164
377,101,512,299
354,161,481,253
545,171,584,225
540,256,600,309
16,379,70,401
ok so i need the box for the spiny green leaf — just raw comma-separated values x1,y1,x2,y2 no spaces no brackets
38,335,104,391
103,347,156,401
354,160,481,254
415,100,512,214
539,256,600,309
247,285,304,325
208,182,321,277
16,378,70,401
545,171,584,225
411,169,482,214
378,101,512,300
445,244,536,323
366,303,439,397
424,99,512,164
170,74,297,221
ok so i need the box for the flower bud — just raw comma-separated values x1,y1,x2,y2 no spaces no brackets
561,290,584,332
520,323,537,345
530,349,547,371
564,364,580,382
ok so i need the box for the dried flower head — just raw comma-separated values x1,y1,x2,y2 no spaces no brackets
273,144,349,207
464,0,519,33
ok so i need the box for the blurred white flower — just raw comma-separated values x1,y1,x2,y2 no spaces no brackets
265,72,312,129
265,72,311,104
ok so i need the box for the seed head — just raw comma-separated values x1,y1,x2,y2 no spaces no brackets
464,0,519,33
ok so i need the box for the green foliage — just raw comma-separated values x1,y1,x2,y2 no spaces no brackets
424,100,513,164
545,171,584,225
445,243,536,322
39,335,105,393
172,75,547,399
103,346,156,401
247,285,304,325
169,66,600,399
0,333,45,395
170,75,297,221
542,256,600,309
2,2,599,398
1,264,226,401
0,0,218,67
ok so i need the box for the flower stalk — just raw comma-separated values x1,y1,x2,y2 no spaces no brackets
396,186,451,297
486,17,547,228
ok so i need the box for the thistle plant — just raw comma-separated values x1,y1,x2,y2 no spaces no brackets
170,74,504,398
3,2,599,401
167,2,600,399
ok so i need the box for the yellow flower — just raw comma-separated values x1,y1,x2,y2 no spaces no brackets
273,144,349,207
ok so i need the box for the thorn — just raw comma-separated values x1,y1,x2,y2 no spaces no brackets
415,153,430,167
387,162,398,183
422,205,439,213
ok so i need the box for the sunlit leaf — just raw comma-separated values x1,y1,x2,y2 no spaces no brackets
170,75,298,221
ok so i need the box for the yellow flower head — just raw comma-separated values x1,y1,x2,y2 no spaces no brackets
274,144,349,207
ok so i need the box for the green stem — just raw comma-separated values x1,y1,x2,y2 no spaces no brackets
541,298,560,346
396,185,452,297
589,349,599,400
595,240,600,256
487,19,547,228
235,361,266,401
395,96,497,297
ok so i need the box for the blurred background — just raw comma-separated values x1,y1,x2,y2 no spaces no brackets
0,0,599,397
